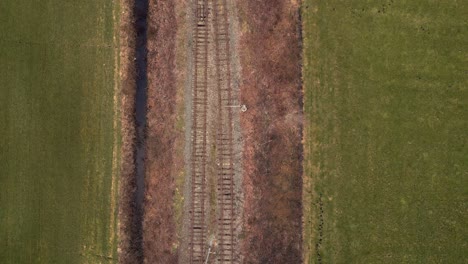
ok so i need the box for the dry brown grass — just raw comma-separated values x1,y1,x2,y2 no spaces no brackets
143,1,179,263
237,0,303,262
118,0,139,262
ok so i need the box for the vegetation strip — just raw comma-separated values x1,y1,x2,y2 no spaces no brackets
237,0,303,262
143,0,179,262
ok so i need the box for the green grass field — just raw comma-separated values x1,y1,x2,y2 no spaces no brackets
0,1,120,263
303,1,467,263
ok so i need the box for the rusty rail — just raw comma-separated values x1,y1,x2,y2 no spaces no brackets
190,0,209,263
189,0,236,263
213,0,235,263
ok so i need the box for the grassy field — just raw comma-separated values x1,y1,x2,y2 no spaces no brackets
303,1,467,263
0,1,120,263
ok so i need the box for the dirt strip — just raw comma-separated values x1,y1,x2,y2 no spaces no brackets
237,0,304,262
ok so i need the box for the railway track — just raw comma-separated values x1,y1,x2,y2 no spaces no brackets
213,0,235,263
189,0,236,263
189,0,209,262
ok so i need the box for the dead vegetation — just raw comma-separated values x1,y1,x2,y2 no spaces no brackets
237,0,303,262
143,1,179,263
118,0,140,263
